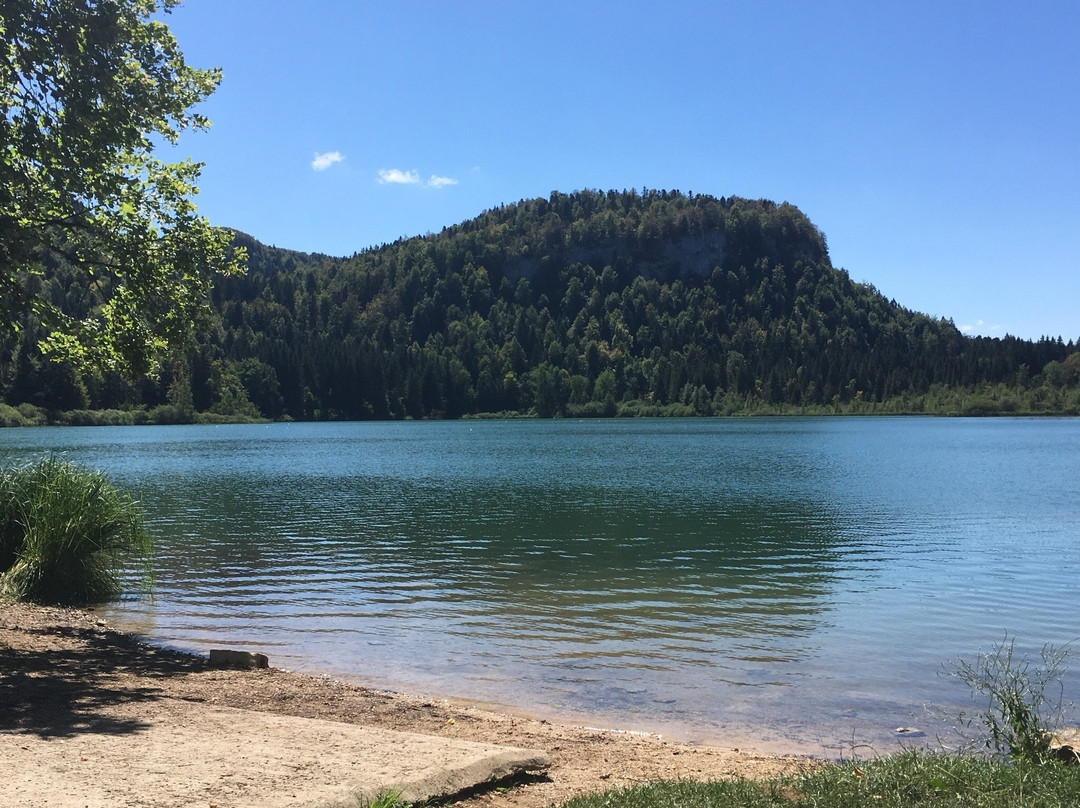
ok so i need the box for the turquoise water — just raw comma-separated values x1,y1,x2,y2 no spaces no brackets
2,417,1077,754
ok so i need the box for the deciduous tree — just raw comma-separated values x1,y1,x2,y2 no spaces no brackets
1,0,244,376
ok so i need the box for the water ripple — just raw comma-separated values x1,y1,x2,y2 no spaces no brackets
3,418,1079,753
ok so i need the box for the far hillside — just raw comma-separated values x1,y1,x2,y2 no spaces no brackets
3,189,1078,424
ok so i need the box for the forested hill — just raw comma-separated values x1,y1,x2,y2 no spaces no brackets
3,189,1079,422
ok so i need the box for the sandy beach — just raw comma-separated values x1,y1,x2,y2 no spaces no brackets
1,602,815,806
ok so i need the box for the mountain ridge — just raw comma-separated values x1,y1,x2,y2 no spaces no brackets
3,189,1077,421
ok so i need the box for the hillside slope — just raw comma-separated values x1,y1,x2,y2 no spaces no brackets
3,189,1078,420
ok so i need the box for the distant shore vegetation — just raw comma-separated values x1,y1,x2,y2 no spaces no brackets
3,190,1078,423
2,380,1076,428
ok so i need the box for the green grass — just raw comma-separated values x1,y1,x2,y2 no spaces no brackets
357,790,410,808
0,456,153,604
559,751,1080,808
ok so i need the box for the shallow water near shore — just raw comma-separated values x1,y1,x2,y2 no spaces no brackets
2,417,1078,755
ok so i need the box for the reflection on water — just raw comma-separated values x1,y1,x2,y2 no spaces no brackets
1,418,1078,755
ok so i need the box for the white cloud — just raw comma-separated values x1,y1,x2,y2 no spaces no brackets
377,168,421,185
377,168,458,188
311,151,344,171
959,319,1002,335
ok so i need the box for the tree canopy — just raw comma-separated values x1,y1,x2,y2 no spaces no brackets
5,189,1077,422
1,0,243,377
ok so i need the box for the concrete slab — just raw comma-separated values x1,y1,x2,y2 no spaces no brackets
2,698,550,808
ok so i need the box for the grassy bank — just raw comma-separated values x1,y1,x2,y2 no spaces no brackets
557,751,1080,808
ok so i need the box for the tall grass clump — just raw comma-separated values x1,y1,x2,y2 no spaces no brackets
0,457,153,604
950,634,1072,763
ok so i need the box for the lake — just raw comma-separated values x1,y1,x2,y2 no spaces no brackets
1,417,1077,755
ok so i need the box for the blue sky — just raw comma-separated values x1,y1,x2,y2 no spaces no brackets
162,1,1078,341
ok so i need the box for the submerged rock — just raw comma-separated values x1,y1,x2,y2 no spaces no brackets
209,648,269,669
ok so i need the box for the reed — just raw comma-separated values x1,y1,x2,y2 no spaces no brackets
0,457,153,604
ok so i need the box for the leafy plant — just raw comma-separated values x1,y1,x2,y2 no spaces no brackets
950,634,1071,763
0,457,153,605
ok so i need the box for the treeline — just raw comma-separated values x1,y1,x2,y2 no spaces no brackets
3,189,1079,422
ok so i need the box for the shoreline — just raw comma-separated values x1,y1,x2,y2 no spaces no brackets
89,608,839,760
153,643,828,757
2,601,816,807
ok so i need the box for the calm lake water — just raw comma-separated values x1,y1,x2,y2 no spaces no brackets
2,418,1078,755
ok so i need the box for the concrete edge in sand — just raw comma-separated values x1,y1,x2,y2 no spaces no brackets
333,743,553,806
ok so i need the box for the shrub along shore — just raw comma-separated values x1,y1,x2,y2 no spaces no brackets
2,386,1078,431
0,458,154,604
